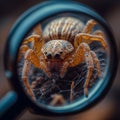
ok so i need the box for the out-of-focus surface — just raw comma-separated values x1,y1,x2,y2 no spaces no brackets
0,0,120,120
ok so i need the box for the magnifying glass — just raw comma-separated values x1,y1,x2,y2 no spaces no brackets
0,1,118,120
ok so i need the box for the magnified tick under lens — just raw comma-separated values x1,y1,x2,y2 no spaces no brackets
17,14,110,107
0,1,117,120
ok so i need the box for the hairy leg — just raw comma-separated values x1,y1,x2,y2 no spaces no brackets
18,45,29,61
83,46,94,97
74,33,108,52
33,24,43,35
69,43,94,97
50,94,66,106
82,19,97,34
90,51,101,77
22,34,44,57
18,34,42,61
60,61,69,78
22,59,35,100
70,81,75,101
21,24,44,57
93,30,105,38
25,49,51,77
22,49,51,100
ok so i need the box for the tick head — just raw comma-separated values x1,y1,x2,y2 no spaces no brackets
41,40,74,60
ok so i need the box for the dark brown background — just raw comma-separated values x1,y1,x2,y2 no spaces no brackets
0,0,120,120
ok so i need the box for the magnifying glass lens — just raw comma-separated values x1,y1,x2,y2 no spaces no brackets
17,13,110,108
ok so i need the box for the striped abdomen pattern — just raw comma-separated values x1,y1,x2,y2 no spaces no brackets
43,17,84,43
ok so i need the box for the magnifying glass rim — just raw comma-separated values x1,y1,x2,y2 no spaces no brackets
4,1,118,116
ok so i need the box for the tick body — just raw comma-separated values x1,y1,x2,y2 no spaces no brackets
18,17,108,101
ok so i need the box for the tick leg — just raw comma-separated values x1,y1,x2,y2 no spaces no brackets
22,49,51,100
82,19,97,34
25,49,51,77
18,45,29,61
33,24,43,35
18,26,43,60
22,24,44,57
50,94,66,106
23,34,41,44
22,59,35,100
23,34,44,57
70,81,75,101
69,43,94,97
84,48,94,97
74,33,108,52
90,51,101,77
93,30,105,38
60,61,69,78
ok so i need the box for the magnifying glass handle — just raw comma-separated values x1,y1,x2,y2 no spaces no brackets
0,91,26,120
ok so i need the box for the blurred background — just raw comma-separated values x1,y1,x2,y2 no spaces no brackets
0,0,120,120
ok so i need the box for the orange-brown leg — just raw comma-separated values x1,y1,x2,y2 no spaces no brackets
19,25,46,100
22,59,35,100
33,24,43,35
22,34,44,56
70,81,75,101
60,61,69,78
93,30,109,53
22,24,44,57
82,19,105,39
93,30,105,38
18,24,43,61
50,94,66,106
69,43,94,97
18,33,43,61
24,49,51,77
74,33,108,52
22,49,51,100
83,46,94,97
90,51,101,77
82,19,97,34
18,45,29,61
82,19,106,39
